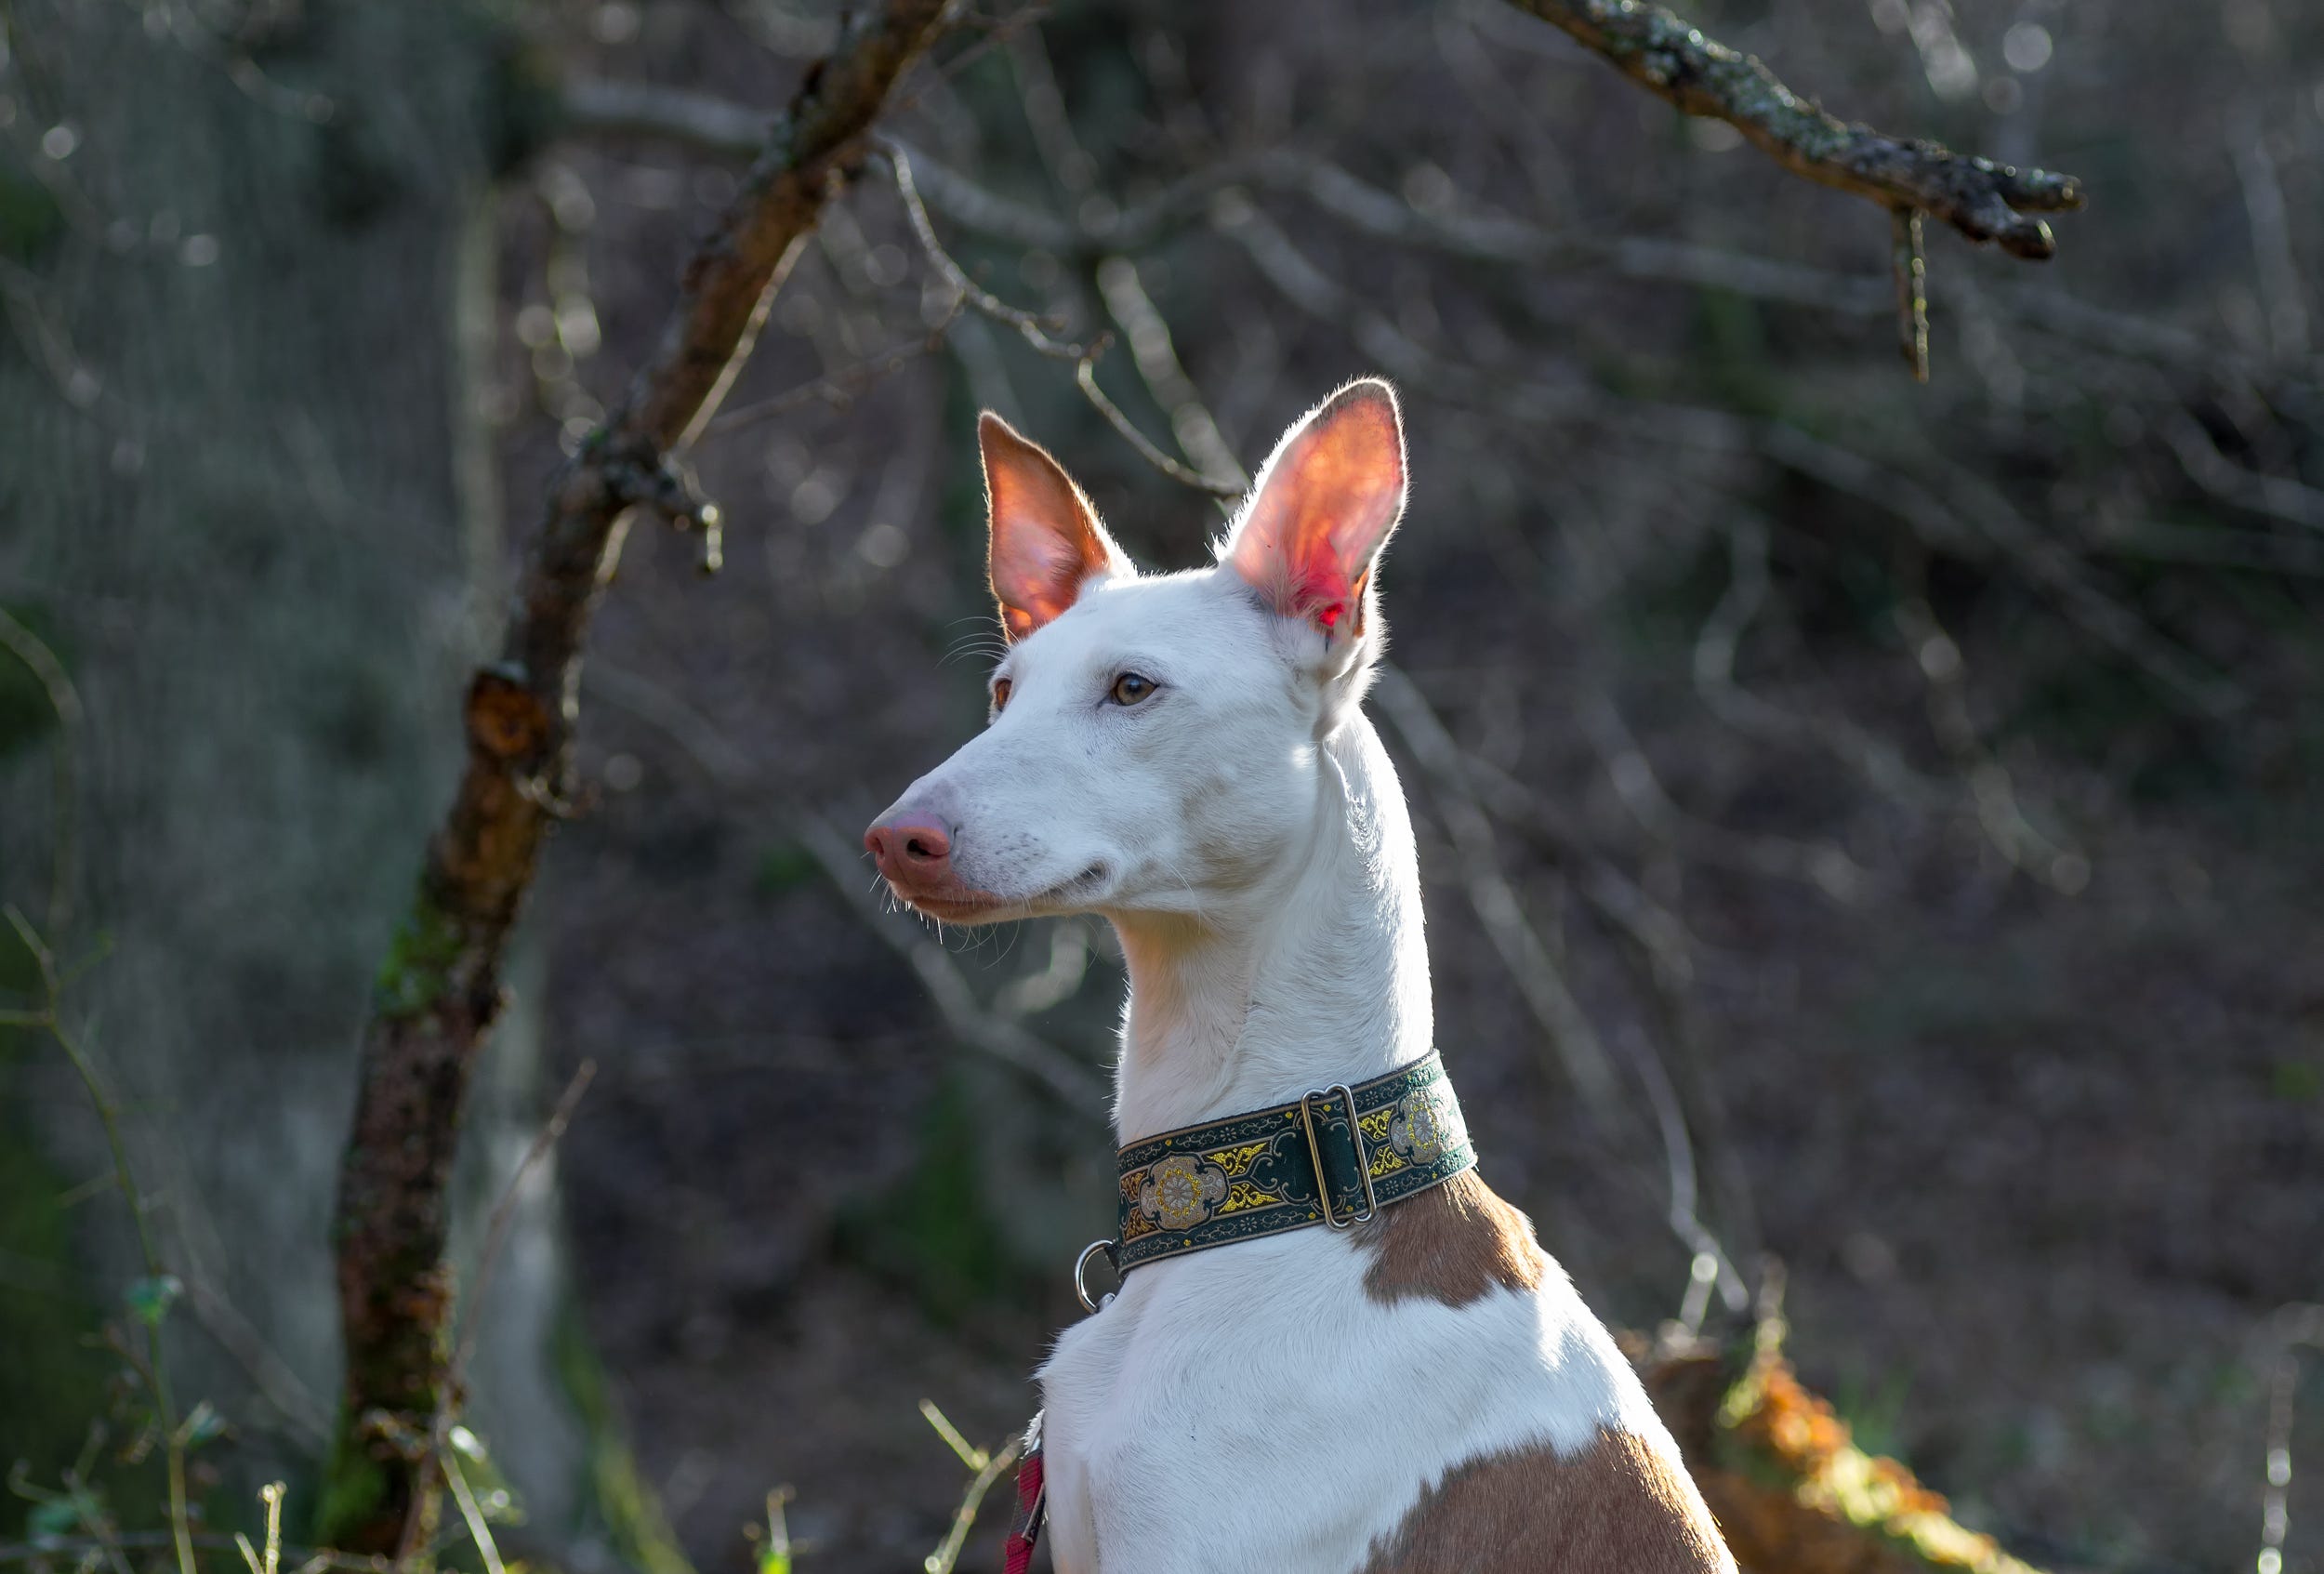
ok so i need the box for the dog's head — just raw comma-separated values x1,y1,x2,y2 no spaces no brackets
865,378,1408,925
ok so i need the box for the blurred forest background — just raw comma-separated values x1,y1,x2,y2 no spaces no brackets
2,0,2321,1571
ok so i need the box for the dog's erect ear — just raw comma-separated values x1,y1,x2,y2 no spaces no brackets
980,412,1131,641
1222,378,1407,646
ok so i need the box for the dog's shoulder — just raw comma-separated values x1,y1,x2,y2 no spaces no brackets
1359,1169,1544,1307
1359,1424,1735,1574
1355,1173,1736,1571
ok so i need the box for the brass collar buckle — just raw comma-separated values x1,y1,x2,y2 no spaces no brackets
1299,1083,1379,1229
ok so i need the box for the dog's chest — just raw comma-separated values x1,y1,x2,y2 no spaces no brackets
1033,1228,1657,1574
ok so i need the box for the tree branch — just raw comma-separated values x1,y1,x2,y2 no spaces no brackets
321,0,958,1554
1501,0,2084,259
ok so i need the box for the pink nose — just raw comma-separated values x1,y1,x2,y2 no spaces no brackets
865,814,954,887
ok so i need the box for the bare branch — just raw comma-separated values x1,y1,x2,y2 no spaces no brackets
1499,0,2084,259
791,810,1112,1117
1368,676,1747,1316
560,75,772,154
1690,515,1951,814
2156,405,2324,536
878,139,1244,498
703,300,964,438
1367,671,1624,1119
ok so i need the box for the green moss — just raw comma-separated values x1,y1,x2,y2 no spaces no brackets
373,893,467,1021
312,1412,390,1547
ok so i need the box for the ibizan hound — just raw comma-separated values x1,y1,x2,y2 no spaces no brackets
866,380,1734,1572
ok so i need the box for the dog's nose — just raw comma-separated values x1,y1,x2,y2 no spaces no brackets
865,813,954,885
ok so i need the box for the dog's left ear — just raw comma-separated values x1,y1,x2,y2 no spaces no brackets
1222,378,1406,651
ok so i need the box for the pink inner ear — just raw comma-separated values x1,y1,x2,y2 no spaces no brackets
993,527,1092,636
1229,387,1406,633
982,413,1126,640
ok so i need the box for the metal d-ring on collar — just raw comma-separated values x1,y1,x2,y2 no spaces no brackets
1073,1051,1475,1303
1074,1237,1119,1314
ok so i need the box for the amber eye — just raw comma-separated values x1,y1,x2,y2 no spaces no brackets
990,677,1012,716
1109,672,1157,706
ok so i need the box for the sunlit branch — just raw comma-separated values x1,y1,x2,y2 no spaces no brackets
1498,0,2084,259
878,139,1244,498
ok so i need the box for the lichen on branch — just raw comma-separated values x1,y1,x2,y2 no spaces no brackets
1504,0,2085,260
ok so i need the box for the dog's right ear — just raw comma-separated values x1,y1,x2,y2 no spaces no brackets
980,412,1131,641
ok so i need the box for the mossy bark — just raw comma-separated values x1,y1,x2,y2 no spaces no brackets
321,0,960,1554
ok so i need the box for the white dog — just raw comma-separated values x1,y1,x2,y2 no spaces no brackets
867,380,1734,1572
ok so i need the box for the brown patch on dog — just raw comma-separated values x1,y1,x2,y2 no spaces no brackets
1360,1427,1736,1573
1361,1171,1547,1307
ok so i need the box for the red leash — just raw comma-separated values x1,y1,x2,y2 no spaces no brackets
1001,1412,1046,1574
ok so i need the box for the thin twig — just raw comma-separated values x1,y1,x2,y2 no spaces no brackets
1891,575,2088,895
1071,360,1241,498
1091,256,1248,496
394,1060,596,1568
1691,514,1949,815
579,662,1112,1116
878,138,1245,499
918,1400,1019,1574
1367,679,1748,1316
449,1061,597,1391
2257,1303,2324,1574
438,1453,507,1574
232,1482,286,1574
2,909,196,1574
704,301,963,437
179,1274,334,1449
792,811,1111,1116
882,139,1093,361
1892,207,1929,382
1367,673,1623,1118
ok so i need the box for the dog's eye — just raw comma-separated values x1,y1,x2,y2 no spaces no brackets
990,677,1012,716
1109,672,1157,707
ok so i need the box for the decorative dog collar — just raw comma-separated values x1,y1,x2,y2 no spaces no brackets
1081,1052,1475,1303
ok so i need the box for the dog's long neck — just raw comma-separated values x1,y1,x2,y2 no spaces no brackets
1107,711,1433,1144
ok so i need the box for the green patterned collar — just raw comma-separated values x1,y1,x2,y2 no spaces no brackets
1106,1052,1474,1278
